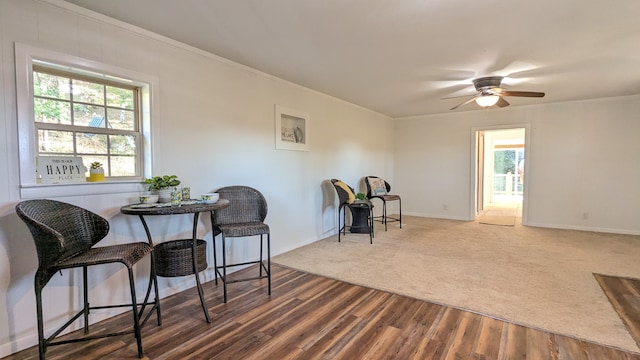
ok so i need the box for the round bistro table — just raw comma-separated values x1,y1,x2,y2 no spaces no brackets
121,199,230,322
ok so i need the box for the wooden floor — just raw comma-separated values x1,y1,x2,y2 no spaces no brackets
595,274,640,350
4,265,640,360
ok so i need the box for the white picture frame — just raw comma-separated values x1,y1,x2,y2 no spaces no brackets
275,105,310,151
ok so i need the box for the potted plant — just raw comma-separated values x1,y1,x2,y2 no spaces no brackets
144,175,181,202
356,192,368,200
87,161,105,182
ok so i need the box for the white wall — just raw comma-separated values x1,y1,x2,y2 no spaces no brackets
2,0,638,357
394,95,640,234
0,0,394,355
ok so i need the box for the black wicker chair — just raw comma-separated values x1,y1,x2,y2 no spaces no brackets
331,179,374,243
212,186,271,303
365,176,402,231
15,199,160,360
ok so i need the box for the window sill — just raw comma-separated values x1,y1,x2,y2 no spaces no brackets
20,180,145,199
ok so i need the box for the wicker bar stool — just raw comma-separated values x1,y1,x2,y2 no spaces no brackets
15,199,160,360
364,176,402,231
212,186,271,303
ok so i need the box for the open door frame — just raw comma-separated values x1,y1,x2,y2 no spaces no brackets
469,124,530,225
477,131,485,214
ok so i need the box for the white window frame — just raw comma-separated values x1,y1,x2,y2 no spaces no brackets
15,43,159,198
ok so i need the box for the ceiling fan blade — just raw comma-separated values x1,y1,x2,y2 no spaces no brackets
450,96,478,110
500,90,545,98
441,93,477,100
496,97,510,107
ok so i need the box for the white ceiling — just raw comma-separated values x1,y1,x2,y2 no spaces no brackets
63,0,640,118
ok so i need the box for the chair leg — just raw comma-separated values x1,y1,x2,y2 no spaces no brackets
399,198,402,229
221,234,228,303
267,233,271,295
34,264,153,359
338,206,343,242
127,267,144,358
343,207,347,236
35,285,45,360
210,212,218,286
259,234,263,277
82,266,89,334
383,200,388,231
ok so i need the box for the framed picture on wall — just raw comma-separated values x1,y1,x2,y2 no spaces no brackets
275,105,310,151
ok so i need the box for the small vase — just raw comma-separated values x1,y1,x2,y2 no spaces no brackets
88,168,105,182
157,189,173,203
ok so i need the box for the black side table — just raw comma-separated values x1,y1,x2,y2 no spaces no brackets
349,201,373,233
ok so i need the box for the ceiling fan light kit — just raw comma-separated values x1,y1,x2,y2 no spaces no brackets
445,76,545,111
475,95,499,107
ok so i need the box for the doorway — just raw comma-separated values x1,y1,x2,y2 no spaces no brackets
474,127,527,224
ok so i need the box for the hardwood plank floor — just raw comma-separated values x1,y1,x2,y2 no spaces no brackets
595,274,640,350
4,265,640,360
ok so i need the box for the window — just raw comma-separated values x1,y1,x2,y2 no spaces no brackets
493,147,525,195
15,43,158,198
33,66,141,178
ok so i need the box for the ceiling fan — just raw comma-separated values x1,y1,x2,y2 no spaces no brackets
444,76,545,110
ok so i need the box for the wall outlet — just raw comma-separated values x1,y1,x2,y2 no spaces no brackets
582,212,588,220
443,204,448,211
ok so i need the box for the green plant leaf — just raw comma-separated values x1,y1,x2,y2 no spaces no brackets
144,175,181,190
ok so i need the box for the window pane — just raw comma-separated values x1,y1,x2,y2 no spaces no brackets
110,156,136,176
110,134,136,155
494,150,516,174
107,108,135,130
73,80,104,105
38,129,73,153
76,133,108,154
74,104,106,127
33,72,70,100
34,98,71,124
106,86,134,109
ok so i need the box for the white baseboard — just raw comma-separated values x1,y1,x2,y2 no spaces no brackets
525,222,640,235
403,211,471,221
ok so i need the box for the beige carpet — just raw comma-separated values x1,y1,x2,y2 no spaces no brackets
478,215,516,226
478,202,519,226
273,215,640,353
